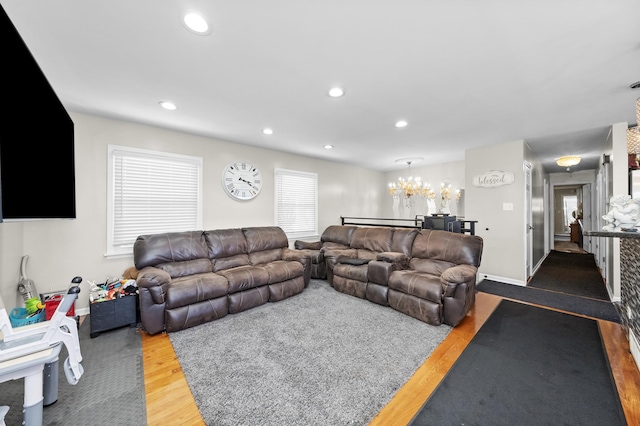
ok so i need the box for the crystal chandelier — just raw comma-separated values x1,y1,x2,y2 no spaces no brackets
388,158,426,198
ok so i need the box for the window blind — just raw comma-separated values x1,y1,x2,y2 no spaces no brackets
109,146,202,254
274,168,318,239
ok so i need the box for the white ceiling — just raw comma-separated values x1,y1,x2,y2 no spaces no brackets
2,0,639,173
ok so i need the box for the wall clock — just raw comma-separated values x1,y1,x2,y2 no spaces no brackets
222,161,263,201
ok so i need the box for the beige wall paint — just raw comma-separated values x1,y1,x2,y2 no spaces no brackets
1,113,385,312
465,140,527,284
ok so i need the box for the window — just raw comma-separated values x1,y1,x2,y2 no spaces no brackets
107,145,202,257
274,168,318,239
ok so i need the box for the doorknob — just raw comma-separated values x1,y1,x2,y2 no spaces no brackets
528,225,534,230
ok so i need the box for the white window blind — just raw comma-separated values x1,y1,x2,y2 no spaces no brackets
107,145,202,256
274,168,318,239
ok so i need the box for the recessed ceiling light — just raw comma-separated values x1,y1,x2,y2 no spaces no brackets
263,128,274,135
395,120,408,128
324,145,334,149
159,101,177,110
328,87,344,98
183,12,210,35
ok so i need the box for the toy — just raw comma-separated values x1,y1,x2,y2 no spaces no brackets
123,266,139,280
24,298,44,315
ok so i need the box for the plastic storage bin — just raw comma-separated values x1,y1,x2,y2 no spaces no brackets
10,307,45,327
89,295,138,338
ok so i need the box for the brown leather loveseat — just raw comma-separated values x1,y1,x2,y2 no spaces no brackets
134,226,310,334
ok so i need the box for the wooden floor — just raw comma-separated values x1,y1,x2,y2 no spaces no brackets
141,292,640,426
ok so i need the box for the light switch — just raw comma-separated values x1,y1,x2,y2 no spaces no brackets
503,203,513,211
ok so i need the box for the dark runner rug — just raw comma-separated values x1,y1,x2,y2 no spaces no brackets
410,300,627,426
1,320,146,426
477,279,621,323
528,250,609,300
169,280,451,426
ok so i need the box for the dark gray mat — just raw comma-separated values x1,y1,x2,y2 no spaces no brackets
528,250,610,300
477,279,621,323
0,319,146,426
410,300,626,426
169,279,452,426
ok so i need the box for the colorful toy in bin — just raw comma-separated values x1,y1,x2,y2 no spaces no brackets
9,307,45,327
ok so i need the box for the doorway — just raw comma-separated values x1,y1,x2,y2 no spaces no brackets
553,185,587,254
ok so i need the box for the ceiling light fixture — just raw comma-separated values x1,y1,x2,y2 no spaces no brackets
183,12,210,35
328,87,344,98
262,128,274,135
556,155,581,168
395,120,408,128
159,101,177,110
324,145,333,149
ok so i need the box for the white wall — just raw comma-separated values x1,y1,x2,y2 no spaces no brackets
0,113,386,312
465,140,527,284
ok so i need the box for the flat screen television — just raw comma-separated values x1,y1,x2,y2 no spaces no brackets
0,4,76,222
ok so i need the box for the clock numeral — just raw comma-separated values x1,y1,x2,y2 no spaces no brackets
227,183,235,191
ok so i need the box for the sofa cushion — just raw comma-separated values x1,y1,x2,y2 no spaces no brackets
205,228,251,271
243,226,288,253
411,230,483,266
217,265,270,294
263,260,304,283
388,270,443,304
249,248,283,265
409,258,456,276
350,227,393,252
333,263,369,282
321,225,357,245
134,231,209,270
391,228,419,256
165,272,228,309
157,258,212,279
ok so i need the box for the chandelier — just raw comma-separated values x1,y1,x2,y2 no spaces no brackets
556,156,581,168
388,158,427,198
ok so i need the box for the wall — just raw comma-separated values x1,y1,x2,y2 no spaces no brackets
465,140,527,284
0,113,385,313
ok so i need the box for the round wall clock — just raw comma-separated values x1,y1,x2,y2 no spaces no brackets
222,161,263,201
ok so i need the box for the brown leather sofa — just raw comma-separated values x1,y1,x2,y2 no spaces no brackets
293,225,357,279
308,226,482,327
134,226,311,334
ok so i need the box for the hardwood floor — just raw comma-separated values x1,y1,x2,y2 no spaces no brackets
141,292,640,426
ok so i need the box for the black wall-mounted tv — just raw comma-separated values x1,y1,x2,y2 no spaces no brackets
0,4,76,222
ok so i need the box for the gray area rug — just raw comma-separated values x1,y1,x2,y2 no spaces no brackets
169,279,452,425
1,319,146,426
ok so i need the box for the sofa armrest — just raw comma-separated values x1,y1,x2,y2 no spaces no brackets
440,264,478,296
283,248,312,285
137,267,171,304
294,240,322,250
376,251,409,267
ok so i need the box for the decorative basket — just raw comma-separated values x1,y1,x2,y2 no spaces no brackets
9,307,45,327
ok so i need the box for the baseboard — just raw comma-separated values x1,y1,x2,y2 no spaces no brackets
629,330,640,372
76,307,89,316
478,274,525,286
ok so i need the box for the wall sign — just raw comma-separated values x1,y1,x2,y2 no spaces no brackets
472,170,514,188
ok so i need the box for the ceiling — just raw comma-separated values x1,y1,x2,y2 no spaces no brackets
2,0,639,173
